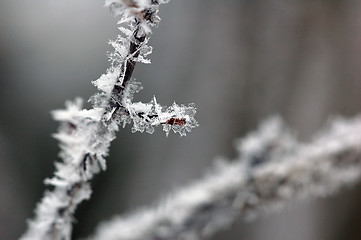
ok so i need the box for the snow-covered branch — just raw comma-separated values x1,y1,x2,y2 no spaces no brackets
89,116,361,240
21,1,197,240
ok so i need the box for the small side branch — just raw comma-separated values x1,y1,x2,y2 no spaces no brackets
89,116,361,240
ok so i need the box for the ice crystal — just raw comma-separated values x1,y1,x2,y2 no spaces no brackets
114,79,199,136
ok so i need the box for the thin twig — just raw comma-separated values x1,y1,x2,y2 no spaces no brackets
20,1,186,240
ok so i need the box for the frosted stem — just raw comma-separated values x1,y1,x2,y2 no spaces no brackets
21,1,198,239
89,116,361,240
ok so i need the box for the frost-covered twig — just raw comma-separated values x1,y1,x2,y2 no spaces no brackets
89,116,361,240
21,1,197,240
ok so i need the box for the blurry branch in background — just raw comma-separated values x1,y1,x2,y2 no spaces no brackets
89,116,361,240
21,1,197,240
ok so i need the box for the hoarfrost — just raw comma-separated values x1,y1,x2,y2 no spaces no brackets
22,1,197,239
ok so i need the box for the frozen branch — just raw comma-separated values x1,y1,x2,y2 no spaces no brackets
21,1,197,240
89,116,361,240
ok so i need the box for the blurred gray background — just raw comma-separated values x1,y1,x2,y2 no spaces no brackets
1,0,361,239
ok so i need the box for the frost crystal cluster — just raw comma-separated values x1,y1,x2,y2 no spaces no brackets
89,116,361,240
96,0,198,137
21,1,197,240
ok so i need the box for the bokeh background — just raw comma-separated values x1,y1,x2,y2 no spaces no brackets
1,0,361,239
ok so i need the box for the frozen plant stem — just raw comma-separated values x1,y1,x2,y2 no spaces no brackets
89,116,361,240
21,1,198,240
